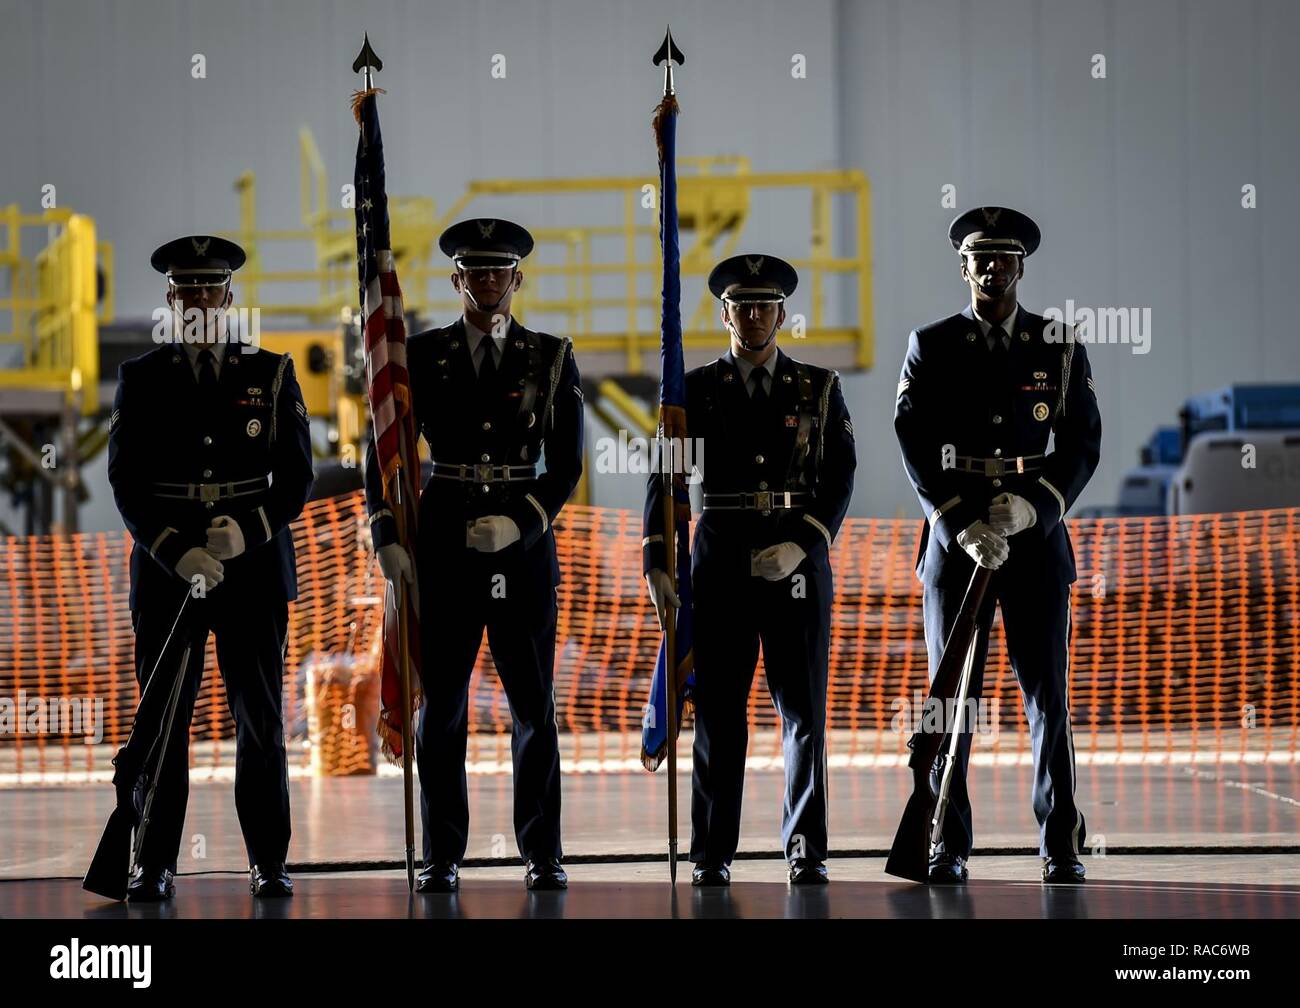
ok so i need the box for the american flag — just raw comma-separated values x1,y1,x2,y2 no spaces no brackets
354,88,421,762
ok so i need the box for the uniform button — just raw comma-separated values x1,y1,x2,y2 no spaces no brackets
203,469,212,478
992,478,1002,487
480,453,490,462
482,421,492,431
754,454,764,464
758,481,768,490
992,415,1003,424
203,436,213,445
480,484,490,494
204,501,214,510
993,448,1002,457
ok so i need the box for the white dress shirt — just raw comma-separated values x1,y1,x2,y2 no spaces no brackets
183,341,227,380
733,351,778,396
974,306,1018,352
464,317,508,374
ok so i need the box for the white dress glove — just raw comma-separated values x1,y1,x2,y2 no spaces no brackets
466,515,521,553
956,521,1010,570
377,543,415,585
645,568,681,629
751,542,807,581
988,492,1036,537
176,547,224,591
205,515,246,560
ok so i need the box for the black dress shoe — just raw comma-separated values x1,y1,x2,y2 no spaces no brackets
691,865,731,887
1042,857,1086,884
416,862,459,893
525,858,568,891
788,860,829,885
927,852,968,885
250,863,293,897
126,866,175,902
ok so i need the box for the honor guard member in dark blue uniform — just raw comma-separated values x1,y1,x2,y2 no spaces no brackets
894,207,1102,885
107,235,314,900
366,218,583,893
644,254,856,887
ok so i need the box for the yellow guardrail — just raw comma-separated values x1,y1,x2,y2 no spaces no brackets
227,129,874,373
595,378,658,437
0,206,109,414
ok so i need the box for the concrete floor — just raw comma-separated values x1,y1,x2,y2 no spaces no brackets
2,762,1295,881
2,758,1297,917
5,856,1298,919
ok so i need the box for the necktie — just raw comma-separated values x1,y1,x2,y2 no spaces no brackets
478,338,498,383
749,368,768,407
198,349,218,393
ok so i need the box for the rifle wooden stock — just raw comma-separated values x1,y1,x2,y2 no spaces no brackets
82,590,192,901
885,565,993,883
83,805,135,901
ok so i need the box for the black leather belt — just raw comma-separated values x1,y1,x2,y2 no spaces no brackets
953,454,1044,477
702,490,811,512
430,461,537,484
152,473,271,501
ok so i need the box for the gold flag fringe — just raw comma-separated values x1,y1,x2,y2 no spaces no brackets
651,93,679,165
376,685,424,766
640,699,696,772
351,87,388,125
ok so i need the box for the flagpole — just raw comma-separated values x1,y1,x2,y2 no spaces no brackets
653,25,685,886
660,460,678,887
393,475,417,894
352,32,415,893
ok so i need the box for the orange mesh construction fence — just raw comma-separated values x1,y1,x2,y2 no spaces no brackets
1,496,1297,782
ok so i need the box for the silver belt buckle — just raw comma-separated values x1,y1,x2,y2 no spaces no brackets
982,458,1004,477
754,491,772,512
473,463,495,483
199,483,220,503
